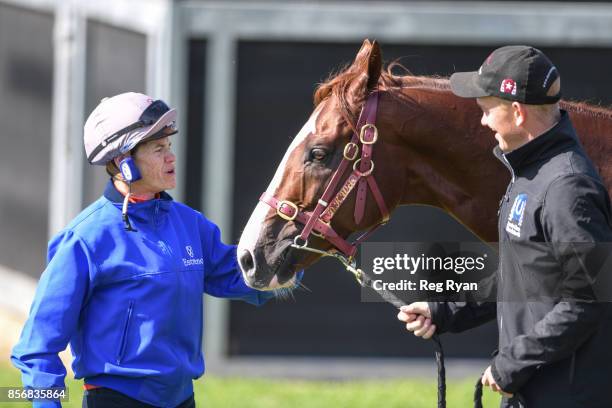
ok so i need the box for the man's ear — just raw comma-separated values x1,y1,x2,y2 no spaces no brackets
512,102,527,127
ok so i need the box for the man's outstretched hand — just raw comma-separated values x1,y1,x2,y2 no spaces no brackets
397,302,436,339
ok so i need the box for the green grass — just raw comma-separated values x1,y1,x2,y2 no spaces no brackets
1,363,501,407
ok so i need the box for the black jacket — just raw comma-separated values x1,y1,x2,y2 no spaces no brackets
430,111,612,407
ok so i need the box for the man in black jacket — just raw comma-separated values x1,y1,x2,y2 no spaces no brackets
398,46,612,407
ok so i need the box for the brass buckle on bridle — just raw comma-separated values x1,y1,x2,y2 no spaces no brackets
343,142,359,161
359,124,378,144
276,200,298,221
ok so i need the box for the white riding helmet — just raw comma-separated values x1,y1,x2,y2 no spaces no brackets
84,92,177,165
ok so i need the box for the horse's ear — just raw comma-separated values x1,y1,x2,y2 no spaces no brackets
366,40,382,91
354,39,372,62
353,39,382,91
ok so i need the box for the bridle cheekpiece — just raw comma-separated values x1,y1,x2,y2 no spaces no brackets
260,91,389,281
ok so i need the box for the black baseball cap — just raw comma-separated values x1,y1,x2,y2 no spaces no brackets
450,45,562,105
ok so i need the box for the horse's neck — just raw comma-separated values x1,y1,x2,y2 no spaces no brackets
384,85,612,242
562,103,612,188
383,86,507,242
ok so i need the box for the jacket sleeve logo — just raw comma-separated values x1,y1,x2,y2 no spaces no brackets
505,193,527,238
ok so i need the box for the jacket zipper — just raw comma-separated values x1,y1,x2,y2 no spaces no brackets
117,300,135,364
154,200,160,227
498,158,515,216
499,154,516,334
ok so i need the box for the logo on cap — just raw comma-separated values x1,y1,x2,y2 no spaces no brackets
500,79,517,96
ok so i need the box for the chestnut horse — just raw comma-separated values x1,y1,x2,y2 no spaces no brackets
237,39,612,290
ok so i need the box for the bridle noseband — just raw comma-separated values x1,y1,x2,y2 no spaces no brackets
260,91,389,279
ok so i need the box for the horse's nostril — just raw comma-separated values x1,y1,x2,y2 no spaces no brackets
238,249,255,276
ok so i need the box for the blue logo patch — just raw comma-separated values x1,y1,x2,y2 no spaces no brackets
506,193,527,237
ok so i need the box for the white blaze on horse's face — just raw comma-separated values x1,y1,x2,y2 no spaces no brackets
237,107,321,289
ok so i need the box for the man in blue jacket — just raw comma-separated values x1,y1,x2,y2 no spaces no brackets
12,92,297,407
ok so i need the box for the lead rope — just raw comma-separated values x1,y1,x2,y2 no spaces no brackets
350,255,481,408
354,259,488,408
291,242,448,408
355,268,447,408
432,334,447,408
473,376,484,408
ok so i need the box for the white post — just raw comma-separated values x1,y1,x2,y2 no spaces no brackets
202,32,237,367
168,4,187,204
48,0,85,238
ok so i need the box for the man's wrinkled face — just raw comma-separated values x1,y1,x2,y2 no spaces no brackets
477,97,523,153
133,135,176,193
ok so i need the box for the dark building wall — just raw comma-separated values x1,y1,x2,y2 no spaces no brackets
184,39,207,212
0,4,53,278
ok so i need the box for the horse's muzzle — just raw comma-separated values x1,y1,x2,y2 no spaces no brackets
239,242,296,289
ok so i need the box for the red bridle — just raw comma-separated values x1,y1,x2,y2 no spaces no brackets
260,91,389,263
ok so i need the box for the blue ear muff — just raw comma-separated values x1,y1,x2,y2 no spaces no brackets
119,157,142,183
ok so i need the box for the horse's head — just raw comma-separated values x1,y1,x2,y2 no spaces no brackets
238,40,405,289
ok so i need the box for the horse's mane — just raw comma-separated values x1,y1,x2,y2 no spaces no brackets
562,101,612,120
314,59,612,121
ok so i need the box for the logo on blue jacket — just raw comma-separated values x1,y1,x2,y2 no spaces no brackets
506,193,527,238
183,244,204,267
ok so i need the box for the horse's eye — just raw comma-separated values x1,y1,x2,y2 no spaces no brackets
310,148,327,162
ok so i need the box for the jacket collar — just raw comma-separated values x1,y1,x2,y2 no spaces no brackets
493,110,577,173
104,179,173,204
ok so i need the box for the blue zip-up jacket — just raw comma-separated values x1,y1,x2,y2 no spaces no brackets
12,181,276,407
